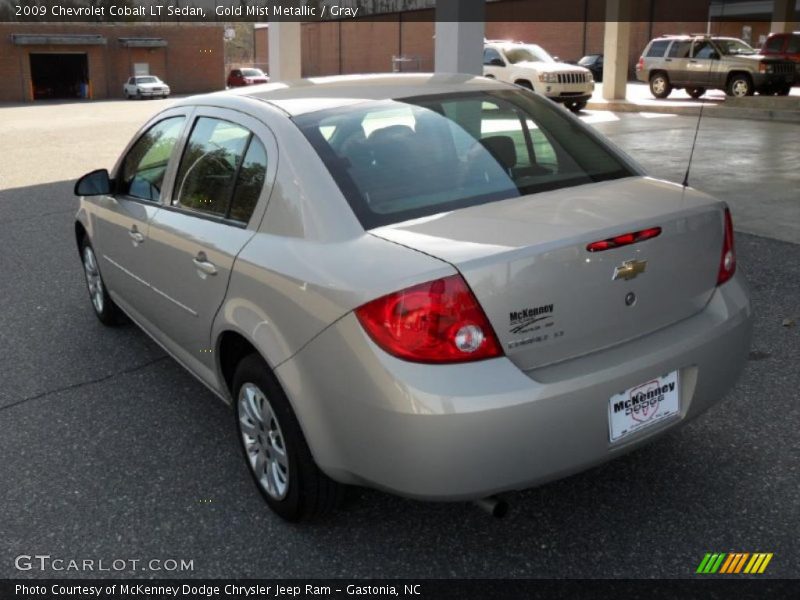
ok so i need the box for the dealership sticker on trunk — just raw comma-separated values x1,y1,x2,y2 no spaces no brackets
608,371,679,442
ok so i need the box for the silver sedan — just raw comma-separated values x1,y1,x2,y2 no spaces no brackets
73,74,752,521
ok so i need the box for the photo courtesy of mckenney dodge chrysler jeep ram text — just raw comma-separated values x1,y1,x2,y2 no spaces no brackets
73,74,752,521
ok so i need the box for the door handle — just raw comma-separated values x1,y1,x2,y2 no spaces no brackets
128,225,144,245
192,252,217,276
689,60,698,63
664,58,672,62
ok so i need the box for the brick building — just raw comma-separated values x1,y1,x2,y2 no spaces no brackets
254,0,779,78
0,23,225,102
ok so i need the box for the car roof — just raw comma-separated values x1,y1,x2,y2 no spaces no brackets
175,73,508,117
655,35,742,41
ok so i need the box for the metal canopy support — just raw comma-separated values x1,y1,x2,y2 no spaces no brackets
602,0,632,101
434,0,485,75
268,22,301,81
771,0,797,34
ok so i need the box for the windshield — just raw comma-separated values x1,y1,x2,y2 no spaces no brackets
295,90,634,229
578,55,599,66
504,44,555,64
714,39,756,55
242,69,265,77
136,77,158,84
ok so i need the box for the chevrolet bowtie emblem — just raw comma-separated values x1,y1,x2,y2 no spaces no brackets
613,259,647,281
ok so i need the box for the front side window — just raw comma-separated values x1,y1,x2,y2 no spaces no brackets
692,40,718,59
118,116,185,202
483,48,505,66
136,76,158,84
173,117,267,223
295,90,633,229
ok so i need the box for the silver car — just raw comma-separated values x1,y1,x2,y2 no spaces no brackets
74,74,752,521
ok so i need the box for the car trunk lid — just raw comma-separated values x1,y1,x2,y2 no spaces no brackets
370,177,725,371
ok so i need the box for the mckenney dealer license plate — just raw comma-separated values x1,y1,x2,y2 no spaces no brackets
608,371,679,442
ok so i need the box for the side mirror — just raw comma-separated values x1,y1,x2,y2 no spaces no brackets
74,169,112,196
489,58,505,67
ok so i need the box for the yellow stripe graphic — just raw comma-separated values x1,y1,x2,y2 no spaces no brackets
743,554,757,573
758,553,773,574
745,554,764,574
719,554,736,574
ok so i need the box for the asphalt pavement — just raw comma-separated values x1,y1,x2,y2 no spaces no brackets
0,100,798,578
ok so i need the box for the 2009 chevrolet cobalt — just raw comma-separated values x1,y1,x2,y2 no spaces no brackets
74,74,752,520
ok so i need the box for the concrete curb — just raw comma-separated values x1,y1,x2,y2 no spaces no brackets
586,99,800,123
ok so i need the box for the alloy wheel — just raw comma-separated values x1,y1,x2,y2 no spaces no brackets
238,382,289,500
82,245,104,314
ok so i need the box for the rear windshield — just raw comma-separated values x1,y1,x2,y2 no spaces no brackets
294,90,635,229
136,77,158,84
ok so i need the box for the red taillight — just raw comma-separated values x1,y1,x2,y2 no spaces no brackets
355,274,503,364
717,208,736,286
636,57,644,71
586,227,662,252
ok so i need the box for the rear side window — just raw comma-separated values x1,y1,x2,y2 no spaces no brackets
295,90,633,229
647,40,670,57
667,41,691,58
173,117,267,224
229,138,268,223
118,116,185,202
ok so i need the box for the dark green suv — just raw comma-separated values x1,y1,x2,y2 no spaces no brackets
636,35,795,98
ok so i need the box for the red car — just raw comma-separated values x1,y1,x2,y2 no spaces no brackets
226,68,269,88
760,32,800,84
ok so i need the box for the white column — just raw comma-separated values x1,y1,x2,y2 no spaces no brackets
435,0,485,75
602,0,632,101
268,22,301,82
771,0,796,33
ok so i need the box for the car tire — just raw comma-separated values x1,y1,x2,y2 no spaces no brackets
233,354,345,521
649,72,672,98
687,87,706,99
80,237,124,326
566,100,588,113
726,74,753,97
136,90,142,100
515,80,534,91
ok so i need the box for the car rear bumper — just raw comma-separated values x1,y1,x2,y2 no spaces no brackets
137,89,169,97
276,273,752,501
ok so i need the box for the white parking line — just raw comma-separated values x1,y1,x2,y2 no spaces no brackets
638,112,678,119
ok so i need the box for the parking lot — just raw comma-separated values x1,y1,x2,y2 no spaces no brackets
1,98,798,578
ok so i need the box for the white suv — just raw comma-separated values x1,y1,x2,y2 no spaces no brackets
483,41,594,112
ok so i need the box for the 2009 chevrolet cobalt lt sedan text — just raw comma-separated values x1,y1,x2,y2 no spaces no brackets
73,74,752,521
